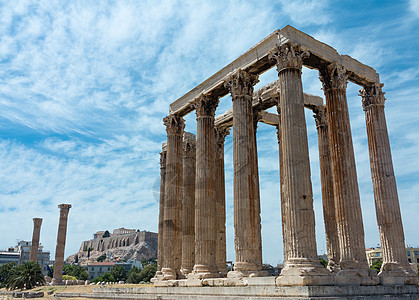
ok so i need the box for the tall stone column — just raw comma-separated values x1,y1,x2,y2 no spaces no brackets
360,83,417,285
270,43,332,286
319,63,377,285
191,94,219,279
29,218,43,262
156,144,167,275
162,115,184,280
275,106,287,263
215,126,230,275
313,105,340,273
224,69,263,277
52,204,71,285
181,132,196,276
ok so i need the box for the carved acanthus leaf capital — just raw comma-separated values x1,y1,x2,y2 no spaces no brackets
163,114,185,136
269,42,309,73
359,82,386,111
159,151,167,169
313,105,328,129
194,94,219,117
224,69,259,99
319,63,348,92
215,126,230,147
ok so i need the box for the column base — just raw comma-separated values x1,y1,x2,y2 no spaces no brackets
335,261,379,286
51,278,63,285
326,260,341,273
180,268,193,277
378,262,418,285
189,264,220,279
276,259,333,286
161,267,177,280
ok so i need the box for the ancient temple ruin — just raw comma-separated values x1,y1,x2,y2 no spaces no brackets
153,25,418,290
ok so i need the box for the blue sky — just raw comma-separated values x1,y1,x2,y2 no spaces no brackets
0,1,418,265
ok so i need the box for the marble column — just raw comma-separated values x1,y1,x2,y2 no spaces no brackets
181,132,196,276
162,115,184,280
191,93,219,279
29,218,43,262
319,63,377,285
360,83,417,285
224,69,263,276
275,106,287,263
313,105,340,273
215,126,230,275
52,204,71,285
156,144,167,275
270,43,332,285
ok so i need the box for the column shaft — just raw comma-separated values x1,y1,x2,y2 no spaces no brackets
360,84,417,284
313,106,340,272
181,133,196,276
52,204,71,285
162,115,184,280
192,94,219,279
156,145,167,274
270,43,331,285
29,218,43,262
215,126,229,275
225,69,262,275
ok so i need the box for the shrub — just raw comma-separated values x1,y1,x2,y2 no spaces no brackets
6,261,45,290
62,275,77,281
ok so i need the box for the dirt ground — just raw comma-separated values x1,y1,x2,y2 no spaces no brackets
0,283,153,299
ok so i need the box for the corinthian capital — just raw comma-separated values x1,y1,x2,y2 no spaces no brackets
194,94,219,118
160,150,167,169
359,82,386,111
269,42,309,72
319,63,348,92
215,126,230,146
224,69,259,99
313,105,328,129
183,132,196,158
163,114,185,136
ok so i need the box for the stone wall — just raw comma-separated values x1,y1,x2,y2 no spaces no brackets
80,231,157,252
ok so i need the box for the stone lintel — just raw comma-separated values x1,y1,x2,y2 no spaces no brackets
169,25,377,116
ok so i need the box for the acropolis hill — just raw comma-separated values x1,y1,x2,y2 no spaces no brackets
65,227,157,264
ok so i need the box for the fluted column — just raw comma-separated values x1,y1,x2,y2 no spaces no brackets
191,94,219,279
360,83,417,285
215,126,230,275
313,105,340,273
224,69,263,277
162,115,184,280
181,132,196,276
275,106,287,263
156,144,167,275
270,43,332,286
52,204,71,285
319,63,376,285
29,218,43,262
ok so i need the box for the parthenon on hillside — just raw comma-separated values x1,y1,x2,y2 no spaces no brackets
153,25,418,288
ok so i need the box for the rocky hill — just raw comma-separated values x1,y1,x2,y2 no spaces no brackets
65,229,157,264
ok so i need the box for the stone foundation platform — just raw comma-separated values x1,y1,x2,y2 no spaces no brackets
54,285,419,299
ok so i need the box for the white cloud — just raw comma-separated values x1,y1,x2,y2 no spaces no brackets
279,0,331,26
409,0,419,17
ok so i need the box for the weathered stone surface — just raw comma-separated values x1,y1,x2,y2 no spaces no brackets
52,204,71,285
157,144,167,274
29,218,43,262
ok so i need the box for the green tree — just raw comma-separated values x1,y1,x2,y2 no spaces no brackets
87,247,93,258
92,272,115,283
62,275,77,280
103,230,110,238
137,264,157,283
126,267,141,284
110,265,127,282
63,265,88,280
370,260,383,272
319,259,328,268
0,262,17,288
6,261,45,290
97,254,106,262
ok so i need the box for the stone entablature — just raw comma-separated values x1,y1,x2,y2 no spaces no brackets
80,230,157,252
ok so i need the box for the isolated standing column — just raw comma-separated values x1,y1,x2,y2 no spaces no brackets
52,204,71,285
156,144,167,275
360,83,417,285
162,115,184,280
29,218,43,262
